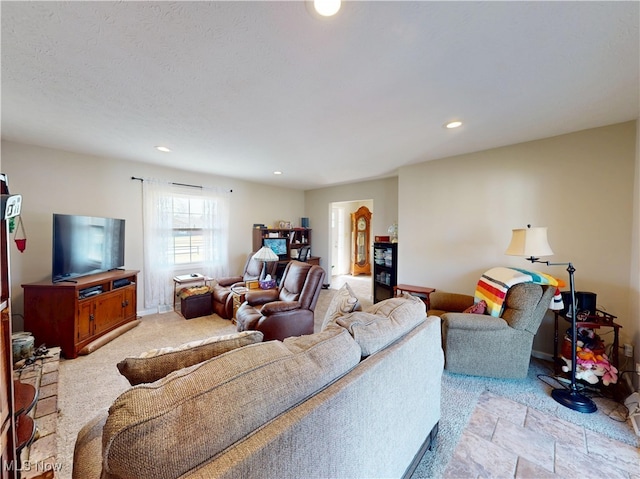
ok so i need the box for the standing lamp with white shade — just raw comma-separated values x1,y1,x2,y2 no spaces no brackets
505,225,597,414
252,246,279,288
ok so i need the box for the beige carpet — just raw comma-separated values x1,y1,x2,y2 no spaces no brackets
56,280,371,479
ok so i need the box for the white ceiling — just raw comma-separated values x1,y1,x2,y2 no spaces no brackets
2,1,638,190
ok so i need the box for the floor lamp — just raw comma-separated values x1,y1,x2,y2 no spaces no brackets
505,225,597,414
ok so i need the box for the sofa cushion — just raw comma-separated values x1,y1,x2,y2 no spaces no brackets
177,285,212,299
336,294,426,357
116,330,264,386
320,283,361,331
102,326,361,479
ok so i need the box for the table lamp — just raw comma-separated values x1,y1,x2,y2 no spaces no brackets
505,224,597,413
252,246,279,281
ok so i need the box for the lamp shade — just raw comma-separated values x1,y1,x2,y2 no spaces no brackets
505,226,554,258
253,246,279,262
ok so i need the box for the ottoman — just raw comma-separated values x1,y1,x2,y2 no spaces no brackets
179,286,213,319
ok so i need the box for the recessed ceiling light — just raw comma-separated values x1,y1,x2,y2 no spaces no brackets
445,121,463,129
314,0,341,17
155,146,172,152
274,171,283,175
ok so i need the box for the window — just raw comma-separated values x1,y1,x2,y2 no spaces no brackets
142,179,230,310
171,196,205,264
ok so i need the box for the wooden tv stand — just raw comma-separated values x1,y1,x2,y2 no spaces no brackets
22,270,139,359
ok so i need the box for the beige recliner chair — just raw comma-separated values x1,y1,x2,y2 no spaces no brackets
438,282,555,379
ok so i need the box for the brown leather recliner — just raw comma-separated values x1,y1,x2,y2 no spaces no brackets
236,260,326,341
212,252,277,319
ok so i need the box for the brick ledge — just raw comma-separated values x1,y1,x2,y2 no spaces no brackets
13,347,61,479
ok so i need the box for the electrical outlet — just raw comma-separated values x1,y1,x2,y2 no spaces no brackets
624,343,634,357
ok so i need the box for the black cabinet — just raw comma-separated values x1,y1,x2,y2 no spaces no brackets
373,242,397,303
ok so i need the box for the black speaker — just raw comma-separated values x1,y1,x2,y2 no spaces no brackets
561,291,597,317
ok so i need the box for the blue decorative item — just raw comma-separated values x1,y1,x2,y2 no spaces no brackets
259,279,276,289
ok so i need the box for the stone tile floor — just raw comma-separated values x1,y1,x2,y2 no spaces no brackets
445,391,640,478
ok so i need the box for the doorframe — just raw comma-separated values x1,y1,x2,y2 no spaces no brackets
328,199,374,283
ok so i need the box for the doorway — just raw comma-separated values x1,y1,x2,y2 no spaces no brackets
329,199,373,300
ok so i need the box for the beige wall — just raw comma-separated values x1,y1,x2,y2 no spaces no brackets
1,140,304,323
399,121,637,358
633,120,640,389
304,178,399,277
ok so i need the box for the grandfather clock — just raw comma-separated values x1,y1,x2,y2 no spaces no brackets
350,206,371,276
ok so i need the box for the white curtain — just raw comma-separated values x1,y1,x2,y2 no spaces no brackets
198,185,230,280
142,179,230,312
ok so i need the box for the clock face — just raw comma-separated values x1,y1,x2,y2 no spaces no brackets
357,217,367,231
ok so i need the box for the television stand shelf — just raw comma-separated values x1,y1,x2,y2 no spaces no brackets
22,270,139,359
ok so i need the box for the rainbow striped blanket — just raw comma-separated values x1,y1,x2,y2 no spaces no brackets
474,267,564,317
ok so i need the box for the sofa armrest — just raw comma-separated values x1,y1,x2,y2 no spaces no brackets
246,289,280,305
260,301,301,315
429,291,475,313
72,413,107,479
216,276,243,287
256,308,314,341
442,313,509,331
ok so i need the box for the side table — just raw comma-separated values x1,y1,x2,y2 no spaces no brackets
230,286,249,323
394,284,436,310
553,309,622,374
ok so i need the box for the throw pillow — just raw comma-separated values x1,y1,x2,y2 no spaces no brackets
320,283,361,331
116,330,264,386
337,294,426,357
463,300,487,315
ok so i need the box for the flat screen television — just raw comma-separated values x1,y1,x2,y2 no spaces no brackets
262,237,288,260
52,213,125,283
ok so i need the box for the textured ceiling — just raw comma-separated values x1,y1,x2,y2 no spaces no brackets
1,1,638,190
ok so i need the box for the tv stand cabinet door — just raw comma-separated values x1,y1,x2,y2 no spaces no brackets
122,285,136,321
93,290,126,336
76,301,94,343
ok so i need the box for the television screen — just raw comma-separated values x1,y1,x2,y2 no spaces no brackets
263,237,288,259
52,214,125,282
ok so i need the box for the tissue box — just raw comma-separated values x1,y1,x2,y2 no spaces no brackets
259,279,277,289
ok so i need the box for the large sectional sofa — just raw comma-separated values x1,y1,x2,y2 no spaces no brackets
72,294,444,479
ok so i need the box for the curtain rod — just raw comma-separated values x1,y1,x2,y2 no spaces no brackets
131,176,232,192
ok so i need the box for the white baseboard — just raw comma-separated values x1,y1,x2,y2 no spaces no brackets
531,350,553,362
137,304,174,317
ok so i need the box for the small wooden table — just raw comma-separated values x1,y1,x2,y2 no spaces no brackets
230,286,249,322
394,284,436,310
